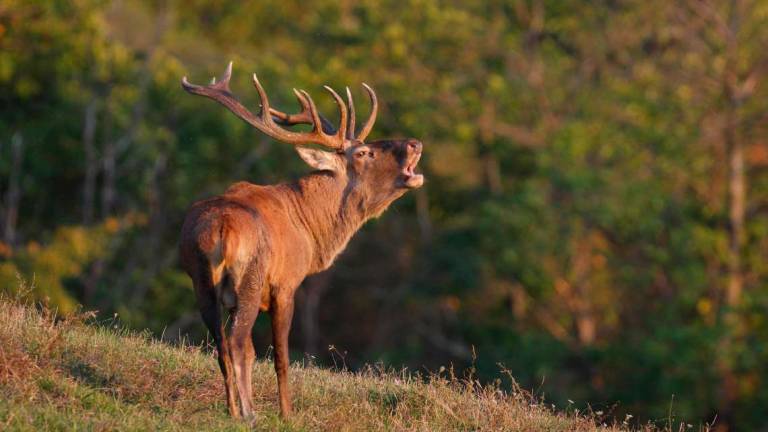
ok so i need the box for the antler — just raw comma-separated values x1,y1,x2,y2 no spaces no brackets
356,83,378,141
181,62,379,150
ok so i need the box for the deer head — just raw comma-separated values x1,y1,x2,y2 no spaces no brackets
182,62,423,212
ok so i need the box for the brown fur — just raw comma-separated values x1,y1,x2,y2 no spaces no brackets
179,138,423,418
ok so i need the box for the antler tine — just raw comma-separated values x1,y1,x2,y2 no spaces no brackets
323,86,349,149
356,83,378,141
345,87,356,141
220,61,233,88
251,73,274,120
292,88,312,115
298,90,324,133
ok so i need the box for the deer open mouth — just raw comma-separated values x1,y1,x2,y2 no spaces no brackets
400,152,424,189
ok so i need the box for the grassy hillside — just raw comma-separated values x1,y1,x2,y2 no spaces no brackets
0,298,659,431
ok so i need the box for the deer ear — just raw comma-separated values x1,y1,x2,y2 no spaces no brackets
295,147,344,172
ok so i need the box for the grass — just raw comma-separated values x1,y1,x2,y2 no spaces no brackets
0,297,688,431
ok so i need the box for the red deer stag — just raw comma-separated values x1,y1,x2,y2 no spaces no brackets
179,62,423,418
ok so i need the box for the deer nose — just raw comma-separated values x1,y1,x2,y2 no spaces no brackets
407,139,422,154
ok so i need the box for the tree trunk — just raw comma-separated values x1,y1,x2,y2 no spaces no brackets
82,101,99,225
101,137,117,218
717,78,744,432
3,133,24,246
726,111,744,309
477,104,503,196
717,2,746,429
148,152,168,240
717,95,743,432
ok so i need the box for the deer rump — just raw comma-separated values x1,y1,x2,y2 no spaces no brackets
181,187,308,314
183,199,265,311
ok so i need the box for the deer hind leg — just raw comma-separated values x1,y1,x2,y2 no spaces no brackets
225,268,263,419
196,277,239,418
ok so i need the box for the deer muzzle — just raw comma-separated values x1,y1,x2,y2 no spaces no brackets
400,139,424,189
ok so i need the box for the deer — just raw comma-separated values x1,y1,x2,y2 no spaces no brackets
178,62,424,419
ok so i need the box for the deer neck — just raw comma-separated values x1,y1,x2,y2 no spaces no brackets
289,172,372,272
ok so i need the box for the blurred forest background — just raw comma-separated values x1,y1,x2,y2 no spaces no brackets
1,0,768,429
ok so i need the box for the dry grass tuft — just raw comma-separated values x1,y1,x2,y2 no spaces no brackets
0,297,703,431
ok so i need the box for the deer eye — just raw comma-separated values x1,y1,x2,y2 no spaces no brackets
355,150,367,158
368,151,375,158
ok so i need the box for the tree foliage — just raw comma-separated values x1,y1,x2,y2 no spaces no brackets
1,0,768,429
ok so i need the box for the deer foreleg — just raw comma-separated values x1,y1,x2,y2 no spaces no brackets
271,296,295,417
